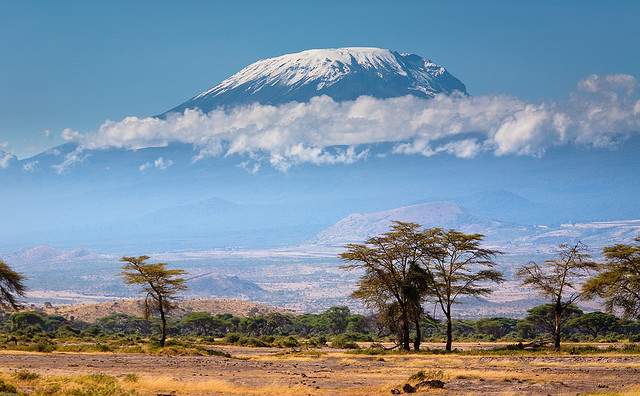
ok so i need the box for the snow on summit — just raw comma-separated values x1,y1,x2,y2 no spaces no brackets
163,47,467,115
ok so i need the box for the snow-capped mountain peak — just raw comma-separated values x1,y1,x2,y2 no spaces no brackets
163,47,466,115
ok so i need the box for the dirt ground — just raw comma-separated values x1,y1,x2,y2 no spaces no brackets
1,345,640,395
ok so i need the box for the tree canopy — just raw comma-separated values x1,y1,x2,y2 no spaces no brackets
416,228,503,351
582,237,640,319
517,242,596,350
0,260,26,311
121,256,187,347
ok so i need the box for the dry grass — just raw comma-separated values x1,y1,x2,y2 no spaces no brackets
586,385,640,395
2,346,640,395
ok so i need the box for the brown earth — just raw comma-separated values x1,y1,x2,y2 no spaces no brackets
1,346,640,395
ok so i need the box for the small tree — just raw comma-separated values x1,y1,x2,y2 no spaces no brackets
566,311,619,339
121,256,187,347
416,229,503,351
0,260,26,311
582,237,640,319
517,242,596,350
341,222,425,351
522,303,583,340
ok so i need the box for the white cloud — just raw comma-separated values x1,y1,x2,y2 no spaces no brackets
139,157,174,172
0,151,16,169
59,74,640,171
52,148,89,174
238,160,261,174
23,161,39,172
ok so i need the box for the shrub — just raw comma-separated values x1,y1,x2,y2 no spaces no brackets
14,369,40,380
30,341,55,353
259,335,275,344
237,336,268,347
95,343,112,352
122,373,138,382
629,334,640,342
273,336,299,348
306,335,327,348
223,333,241,344
0,379,17,393
330,335,360,349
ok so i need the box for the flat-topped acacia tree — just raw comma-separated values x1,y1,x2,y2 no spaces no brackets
341,222,426,351
416,229,504,351
517,242,597,351
120,256,187,347
0,260,26,311
582,237,640,319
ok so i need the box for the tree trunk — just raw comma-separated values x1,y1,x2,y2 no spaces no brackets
445,312,453,352
553,307,561,351
414,319,421,351
401,313,410,351
159,300,167,348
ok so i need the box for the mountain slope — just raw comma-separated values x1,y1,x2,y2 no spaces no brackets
312,202,640,255
312,202,529,247
163,47,466,115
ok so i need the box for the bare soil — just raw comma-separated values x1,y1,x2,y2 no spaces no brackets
1,345,640,395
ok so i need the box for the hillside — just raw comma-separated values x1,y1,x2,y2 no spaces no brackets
41,298,289,323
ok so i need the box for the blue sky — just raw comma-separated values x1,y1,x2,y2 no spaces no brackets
1,0,639,157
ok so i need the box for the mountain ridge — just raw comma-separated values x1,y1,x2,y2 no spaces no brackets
163,47,467,115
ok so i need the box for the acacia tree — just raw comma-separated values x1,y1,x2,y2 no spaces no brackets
0,260,26,311
517,242,596,350
566,311,619,339
341,222,426,351
121,256,187,347
416,229,503,351
522,303,583,340
582,237,640,319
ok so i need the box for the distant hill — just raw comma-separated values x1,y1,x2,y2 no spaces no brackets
312,201,530,247
312,202,640,255
42,298,289,323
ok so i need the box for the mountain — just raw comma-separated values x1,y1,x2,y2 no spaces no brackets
2,245,107,266
312,202,640,257
163,47,467,115
188,274,268,300
1,48,639,252
312,202,531,247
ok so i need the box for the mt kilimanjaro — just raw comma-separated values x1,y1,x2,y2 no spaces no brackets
0,47,638,252
163,47,467,115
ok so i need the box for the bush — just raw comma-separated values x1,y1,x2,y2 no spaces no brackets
122,373,138,382
237,336,268,347
629,334,640,342
259,335,275,344
14,369,40,380
223,333,241,344
330,335,360,349
95,343,112,352
272,336,299,348
0,379,17,393
29,341,55,353
306,335,327,348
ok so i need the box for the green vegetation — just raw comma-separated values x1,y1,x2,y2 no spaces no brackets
0,259,26,310
583,236,640,318
1,304,640,355
517,242,597,350
0,225,638,356
342,222,504,351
